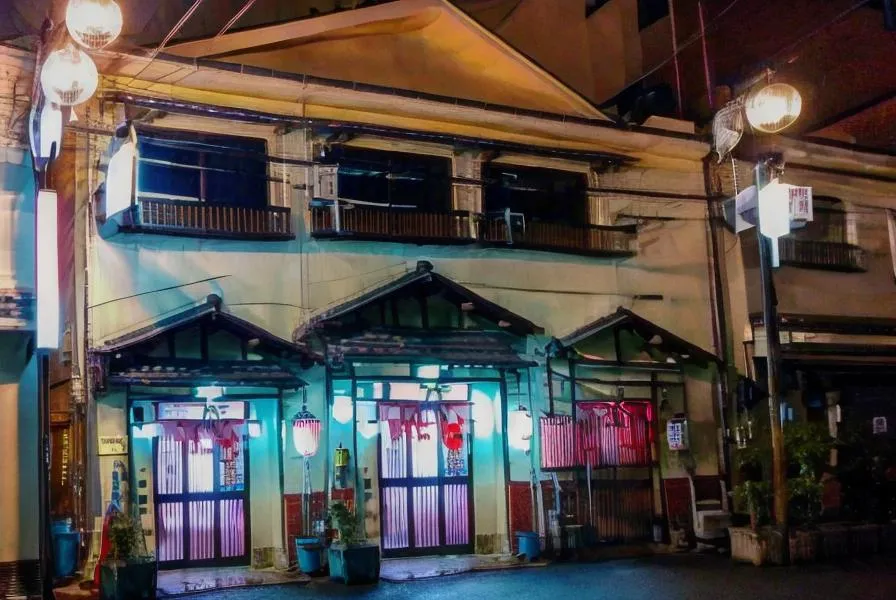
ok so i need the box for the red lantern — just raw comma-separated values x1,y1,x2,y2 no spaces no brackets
442,422,464,452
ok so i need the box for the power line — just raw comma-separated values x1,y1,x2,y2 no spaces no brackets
622,0,746,92
88,274,230,309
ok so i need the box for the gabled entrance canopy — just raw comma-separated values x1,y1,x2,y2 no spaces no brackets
297,260,541,367
93,294,312,388
165,0,607,119
552,307,720,369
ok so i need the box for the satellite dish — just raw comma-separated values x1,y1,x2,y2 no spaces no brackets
712,100,745,163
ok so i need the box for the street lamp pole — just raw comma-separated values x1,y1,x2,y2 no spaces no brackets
753,156,788,539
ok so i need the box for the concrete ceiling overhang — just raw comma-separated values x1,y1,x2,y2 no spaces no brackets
163,0,609,120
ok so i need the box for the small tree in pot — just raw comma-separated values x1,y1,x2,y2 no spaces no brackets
100,510,157,600
327,502,380,585
735,481,771,531
785,422,833,563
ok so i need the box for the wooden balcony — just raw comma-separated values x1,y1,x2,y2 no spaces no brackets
123,197,293,240
480,217,638,257
311,202,639,257
779,238,868,273
310,203,476,244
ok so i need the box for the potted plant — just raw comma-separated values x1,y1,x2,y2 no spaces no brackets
785,422,833,562
327,502,379,585
730,480,772,565
99,510,157,600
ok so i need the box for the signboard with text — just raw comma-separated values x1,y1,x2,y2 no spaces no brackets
788,186,813,222
157,400,247,421
98,435,128,456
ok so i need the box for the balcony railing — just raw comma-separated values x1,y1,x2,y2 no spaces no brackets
480,216,638,257
778,238,868,273
310,200,639,257
310,203,476,243
125,197,293,240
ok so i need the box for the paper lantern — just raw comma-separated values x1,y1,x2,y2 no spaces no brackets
442,422,464,452
292,408,321,457
40,44,98,107
36,189,60,350
508,405,533,452
332,395,353,424
745,83,802,134
66,0,123,50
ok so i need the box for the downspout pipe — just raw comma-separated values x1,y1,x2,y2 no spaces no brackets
702,155,732,486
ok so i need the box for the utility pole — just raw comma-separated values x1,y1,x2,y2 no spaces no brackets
753,156,788,538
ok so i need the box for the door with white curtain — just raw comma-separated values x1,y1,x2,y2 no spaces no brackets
153,424,250,568
378,402,473,557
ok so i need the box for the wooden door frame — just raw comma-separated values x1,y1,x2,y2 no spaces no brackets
373,393,476,558
149,423,252,570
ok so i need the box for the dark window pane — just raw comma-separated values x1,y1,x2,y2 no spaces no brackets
330,146,451,212
586,0,612,18
136,128,268,208
483,164,588,225
638,0,669,30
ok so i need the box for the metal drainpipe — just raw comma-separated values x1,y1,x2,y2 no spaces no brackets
701,156,732,485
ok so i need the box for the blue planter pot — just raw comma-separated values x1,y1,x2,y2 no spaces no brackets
296,543,324,575
516,531,541,561
327,544,380,585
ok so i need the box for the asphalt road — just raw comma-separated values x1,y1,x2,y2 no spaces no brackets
181,553,896,600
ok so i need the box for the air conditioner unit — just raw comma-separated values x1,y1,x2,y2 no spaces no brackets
313,165,339,200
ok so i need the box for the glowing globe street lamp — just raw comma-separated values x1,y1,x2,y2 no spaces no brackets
745,83,802,135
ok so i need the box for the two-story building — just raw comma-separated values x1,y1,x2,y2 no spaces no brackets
50,0,729,575
2,3,893,597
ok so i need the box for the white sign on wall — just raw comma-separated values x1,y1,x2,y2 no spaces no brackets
873,416,888,435
788,186,813,222
666,419,689,451
98,435,128,456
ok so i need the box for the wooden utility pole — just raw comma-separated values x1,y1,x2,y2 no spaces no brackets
753,157,788,535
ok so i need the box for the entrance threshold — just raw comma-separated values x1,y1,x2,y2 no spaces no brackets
380,554,549,582
53,567,308,600
157,566,308,597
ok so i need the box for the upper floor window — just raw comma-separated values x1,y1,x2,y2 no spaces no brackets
137,128,269,208
779,196,866,272
788,197,846,244
586,0,611,18
100,126,292,241
325,145,451,212
638,0,669,30
482,163,589,226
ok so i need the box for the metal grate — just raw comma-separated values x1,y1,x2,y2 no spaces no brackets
0,560,40,600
